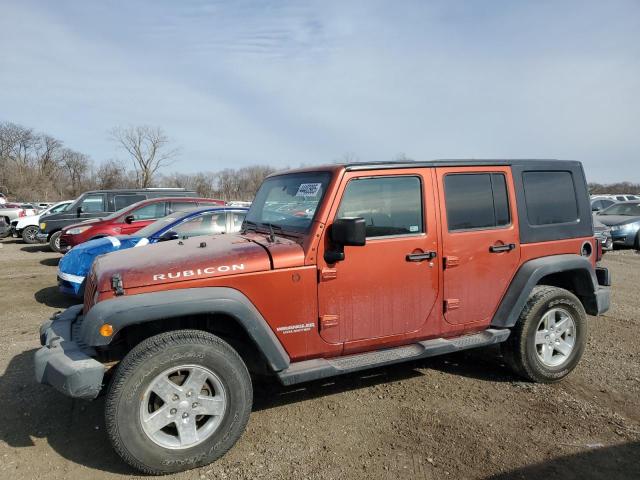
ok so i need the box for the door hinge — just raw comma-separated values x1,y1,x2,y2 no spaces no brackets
320,314,339,329
444,299,460,312
443,256,460,269
319,267,337,282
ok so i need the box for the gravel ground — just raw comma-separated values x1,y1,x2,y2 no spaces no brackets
0,238,638,480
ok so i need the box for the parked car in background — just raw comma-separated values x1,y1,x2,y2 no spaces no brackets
57,197,225,253
226,200,252,207
0,192,6,205
0,203,33,231
590,197,616,213
596,201,640,249
37,188,201,252
10,200,73,243
593,217,613,251
57,206,248,296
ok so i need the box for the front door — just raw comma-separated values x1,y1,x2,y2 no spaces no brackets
119,201,168,235
317,170,440,346
436,167,521,328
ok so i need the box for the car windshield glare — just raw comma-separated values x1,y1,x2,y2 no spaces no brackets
244,172,332,233
601,202,640,216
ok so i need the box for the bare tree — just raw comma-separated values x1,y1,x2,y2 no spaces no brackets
109,125,179,188
61,148,90,196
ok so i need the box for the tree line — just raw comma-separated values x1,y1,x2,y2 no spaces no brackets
0,121,275,202
588,182,640,195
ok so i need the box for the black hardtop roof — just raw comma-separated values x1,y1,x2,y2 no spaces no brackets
343,159,581,171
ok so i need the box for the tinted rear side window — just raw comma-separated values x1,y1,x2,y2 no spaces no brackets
523,171,578,225
444,173,510,231
114,194,146,210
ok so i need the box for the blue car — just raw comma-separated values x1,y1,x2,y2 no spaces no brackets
57,206,248,296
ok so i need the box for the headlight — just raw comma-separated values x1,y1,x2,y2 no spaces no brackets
66,225,92,235
40,222,46,230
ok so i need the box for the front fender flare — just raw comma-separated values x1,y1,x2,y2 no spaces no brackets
81,287,290,371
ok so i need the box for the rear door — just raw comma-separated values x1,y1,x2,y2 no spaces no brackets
436,167,520,328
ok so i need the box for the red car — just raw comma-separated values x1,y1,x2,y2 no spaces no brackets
59,197,223,251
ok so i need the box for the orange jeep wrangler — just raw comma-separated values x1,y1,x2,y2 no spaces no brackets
35,160,610,474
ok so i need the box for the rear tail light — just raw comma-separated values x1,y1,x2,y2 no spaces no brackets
595,238,603,262
18,209,26,217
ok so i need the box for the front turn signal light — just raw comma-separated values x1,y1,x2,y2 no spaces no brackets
100,324,114,337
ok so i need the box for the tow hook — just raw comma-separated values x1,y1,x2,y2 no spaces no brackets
111,273,125,296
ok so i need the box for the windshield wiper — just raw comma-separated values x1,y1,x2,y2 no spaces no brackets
262,222,283,243
242,220,259,233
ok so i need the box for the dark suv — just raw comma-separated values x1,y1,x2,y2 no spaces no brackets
37,188,198,251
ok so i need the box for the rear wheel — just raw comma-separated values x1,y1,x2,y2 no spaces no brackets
22,225,39,244
49,231,62,252
502,286,587,383
105,330,252,475
634,231,640,250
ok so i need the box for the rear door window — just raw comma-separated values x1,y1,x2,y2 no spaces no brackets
522,171,578,225
444,173,510,231
168,201,197,214
114,194,146,210
80,194,106,213
336,176,423,238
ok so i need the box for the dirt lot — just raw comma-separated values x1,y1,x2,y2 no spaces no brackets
0,238,638,480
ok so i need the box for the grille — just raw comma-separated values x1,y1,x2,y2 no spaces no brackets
83,274,98,314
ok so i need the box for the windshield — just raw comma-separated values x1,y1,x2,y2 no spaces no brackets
134,210,190,237
245,172,332,233
600,202,640,216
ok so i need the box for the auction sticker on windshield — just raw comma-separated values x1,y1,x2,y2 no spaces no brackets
296,183,322,197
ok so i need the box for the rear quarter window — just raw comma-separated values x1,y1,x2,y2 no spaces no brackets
523,171,578,225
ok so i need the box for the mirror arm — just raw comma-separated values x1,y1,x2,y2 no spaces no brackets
324,244,345,264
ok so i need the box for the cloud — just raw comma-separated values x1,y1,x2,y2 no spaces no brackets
0,0,638,182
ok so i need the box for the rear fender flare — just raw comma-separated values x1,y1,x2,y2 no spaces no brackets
491,254,600,328
81,287,290,371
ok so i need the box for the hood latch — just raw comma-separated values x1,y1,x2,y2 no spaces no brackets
111,273,125,296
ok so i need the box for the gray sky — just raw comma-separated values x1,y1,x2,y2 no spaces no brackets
1,0,638,182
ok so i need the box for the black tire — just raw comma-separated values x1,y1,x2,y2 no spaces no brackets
49,230,62,252
502,286,587,383
105,330,253,475
634,231,640,250
22,225,40,244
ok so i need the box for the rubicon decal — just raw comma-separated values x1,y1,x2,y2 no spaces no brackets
153,264,245,281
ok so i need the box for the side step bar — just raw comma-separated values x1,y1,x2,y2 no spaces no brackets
277,328,510,386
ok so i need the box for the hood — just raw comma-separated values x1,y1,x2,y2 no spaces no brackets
92,233,304,292
595,215,640,227
15,213,41,228
64,217,104,231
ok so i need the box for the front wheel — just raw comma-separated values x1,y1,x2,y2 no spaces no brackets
22,225,40,244
105,330,252,475
49,231,62,252
502,286,587,383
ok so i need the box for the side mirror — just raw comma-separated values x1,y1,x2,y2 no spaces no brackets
325,217,366,263
331,217,366,246
124,215,135,224
159,230,179,242
592,206,599,212
76,206,82,217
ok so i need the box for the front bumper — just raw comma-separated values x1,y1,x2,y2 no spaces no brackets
36,232,48,243
34,305,105,400
57,270,86,297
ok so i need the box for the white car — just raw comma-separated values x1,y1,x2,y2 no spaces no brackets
10,200,73,243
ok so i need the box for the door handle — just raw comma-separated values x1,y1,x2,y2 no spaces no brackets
406,251,437,262
489,243,516,253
